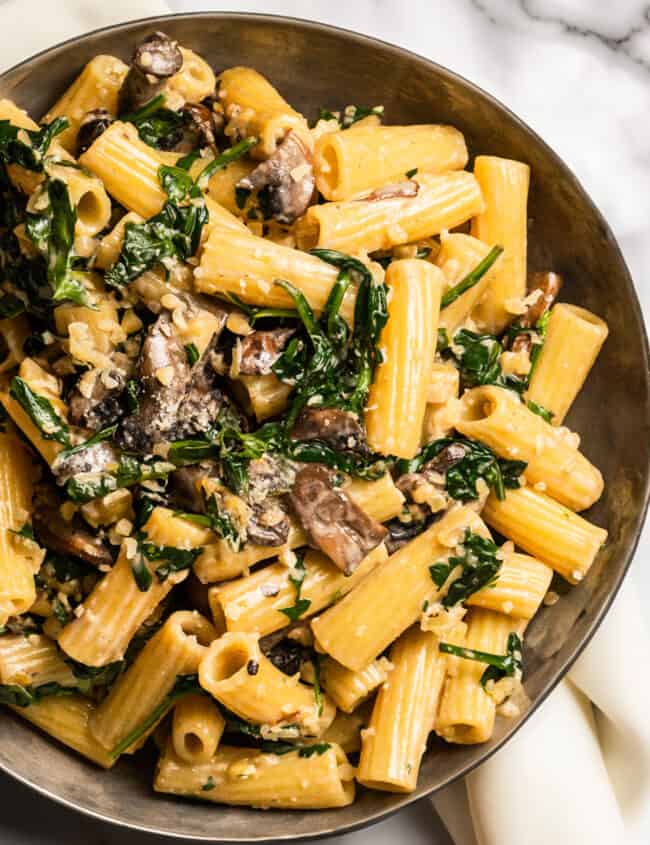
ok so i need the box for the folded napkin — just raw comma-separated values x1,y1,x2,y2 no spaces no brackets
1,4,648,845
433,575,650,845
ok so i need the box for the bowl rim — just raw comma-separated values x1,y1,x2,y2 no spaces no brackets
1,9,649,843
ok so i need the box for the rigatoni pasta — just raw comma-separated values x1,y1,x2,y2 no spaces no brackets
0,29,611,810
295,171,484,253
365,259,442,459
471,155,530,334
314,123,468,201
525,304,609,425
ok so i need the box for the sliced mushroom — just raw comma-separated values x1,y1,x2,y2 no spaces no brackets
118,31,183,113
246,500,290,546
32,485,113,568
511,272,563,354
289,466,387,575
290,407,366,452
237,130,315,224
395,443,466,508
52,441,119,487
248,455,298,503
237,328,295,376
365,180,419,202
423,442,468,475
170,464,212,513
261,637,308,677
118,313,191,452
174,334,226,439
68,367,128,431
384,517,428,555
180,102,218,150
76,109,114,157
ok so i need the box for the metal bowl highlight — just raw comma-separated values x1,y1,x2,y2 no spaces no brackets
0,12,648,842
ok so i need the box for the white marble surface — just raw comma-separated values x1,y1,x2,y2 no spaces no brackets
1,1,649,842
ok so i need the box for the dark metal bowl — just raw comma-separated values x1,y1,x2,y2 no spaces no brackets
0,12,648,842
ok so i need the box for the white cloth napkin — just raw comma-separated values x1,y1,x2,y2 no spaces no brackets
433,575,650,845
1,3,649,844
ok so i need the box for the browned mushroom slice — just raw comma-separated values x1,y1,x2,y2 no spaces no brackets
365,180,419,201
289,466,387,575
290,407,365,452
511,272,563,354
180,102,218,150
248,455,298,500
52,441,119,486
170,464,211,513
246,500,290,546
118,313,191,452
68,368,127,431
237,130,315,224
174,334,228,439
237,328,295,376
32,485,113,568
519,272,563,329
118,31,183,113
76,109,114,157
423,442,468,475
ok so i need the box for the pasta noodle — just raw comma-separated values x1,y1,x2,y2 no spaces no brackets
314,124,468,201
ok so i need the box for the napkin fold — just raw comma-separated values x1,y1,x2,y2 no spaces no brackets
1,3,649,844
433,576,650,845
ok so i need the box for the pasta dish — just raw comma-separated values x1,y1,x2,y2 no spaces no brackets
0,32,608,808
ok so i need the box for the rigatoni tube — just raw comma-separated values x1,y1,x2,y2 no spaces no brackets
321,656,392,714
79,121,244,231
56,543,170,666
199,632,335,737
471,156,530,334
315,124,468,201
193,224,353,323
311,506,485,671
217,66,311,159
482,486,607,583
10,694,116,768
0,634,77,688
455,385,603,511
41,55,128,152
467,551,553,619
172,693,225,764
210,545,387,637
357,626,446,792
90,611,216,753
526,304,609,425
435,233,500,334
295,171,484,254
435,609,523,744
0,427,42,624
366,259,443,459
154,741,355,809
